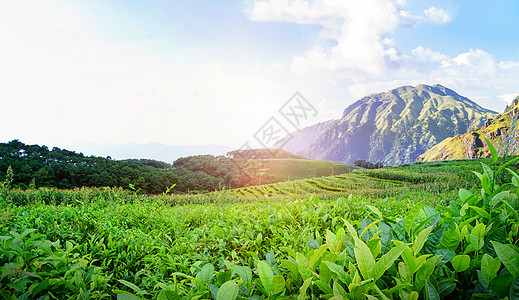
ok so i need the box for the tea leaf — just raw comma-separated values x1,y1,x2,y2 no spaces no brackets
372,243,408,280
353,237,374,280
424,280,440,300
216,280,239,300
451,255,470,272
257,261,274,295
271,275,285,295
492,241,519,277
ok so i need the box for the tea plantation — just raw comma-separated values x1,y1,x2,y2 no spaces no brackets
1,144,519,299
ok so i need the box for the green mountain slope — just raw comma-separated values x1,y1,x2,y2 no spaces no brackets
280,84,497,165
418,95,519,161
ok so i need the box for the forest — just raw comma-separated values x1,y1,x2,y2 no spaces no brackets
0,140,350,194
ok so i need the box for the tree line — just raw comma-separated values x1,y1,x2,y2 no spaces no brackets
0,140,288,194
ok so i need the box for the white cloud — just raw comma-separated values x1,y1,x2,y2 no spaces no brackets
424,7,451,24
346,47,519,112
499,93,519,104
412,46,450,65
248,0,451,79
399,6,451,27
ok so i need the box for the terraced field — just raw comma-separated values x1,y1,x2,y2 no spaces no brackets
214,158,491,199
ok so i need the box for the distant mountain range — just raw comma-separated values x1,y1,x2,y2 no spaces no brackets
66,142,232,163
418,95,519,162
275,84,497,165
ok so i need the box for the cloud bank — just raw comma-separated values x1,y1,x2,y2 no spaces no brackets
248,0,519,110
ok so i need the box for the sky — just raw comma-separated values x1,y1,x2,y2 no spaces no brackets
1,0,519,150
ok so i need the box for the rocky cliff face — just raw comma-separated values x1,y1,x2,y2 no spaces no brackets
276,84,497,165
418,95,519,162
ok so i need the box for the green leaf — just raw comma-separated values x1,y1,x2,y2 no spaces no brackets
414,257,438,291
481,172,491,195
458,189,473,202
271,275,285,295
199,263,214,285
343,218,358,239
423,228,444,253
424,280,440,300
230,265,252,283
470,223,486,251
413,226,434,256
469,206,490,220
398,261,412,282
280,259,300,281
403,201,424,234
437,280,456,298
489,274,515,298
319,261,332,284
353,237,375,280
298,277,312,300
491,191,509,207
116,294,141,300
296,253,312,281
510,274,519,300
216,280,239,300
435,249,455,267
481,254,501,284
451,255,470,272
314,280,333,294
29,279,48,296
366,205,382,219
359,219,383,239
440,229,462,251
257,261,274,295
372,244,408,280
309,244,329,270
400,246,418,274
322,261,348,284
483,137,498,164
460,203,468,217
492,241,519,277
118,279,142,293
481,163,494,193
208,285,218,300
407,291,419,300
281,246,296,259
366,236,382,259
497,156,519,177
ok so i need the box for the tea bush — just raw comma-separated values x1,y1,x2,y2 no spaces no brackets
1,141,518,299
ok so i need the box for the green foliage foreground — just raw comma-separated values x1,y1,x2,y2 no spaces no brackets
1,145,519,299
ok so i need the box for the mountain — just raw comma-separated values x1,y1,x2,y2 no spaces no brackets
65,141,232,163
417,95,519,162
276,119,338,155
276,84,497,165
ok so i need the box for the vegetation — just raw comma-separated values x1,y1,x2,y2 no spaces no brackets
354,160,384,169
215,157,490,199
0,141,354,195
418,96,519,162
226,149,306,160
1,140,518,299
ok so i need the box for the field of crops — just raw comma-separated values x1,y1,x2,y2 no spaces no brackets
1,153,519,299
214,158,489,200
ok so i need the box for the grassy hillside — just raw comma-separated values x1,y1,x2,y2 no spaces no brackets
418,95,519,162
213,158,489,198
241,159,356,186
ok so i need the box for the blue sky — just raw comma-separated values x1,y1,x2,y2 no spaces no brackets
1,0,518,151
